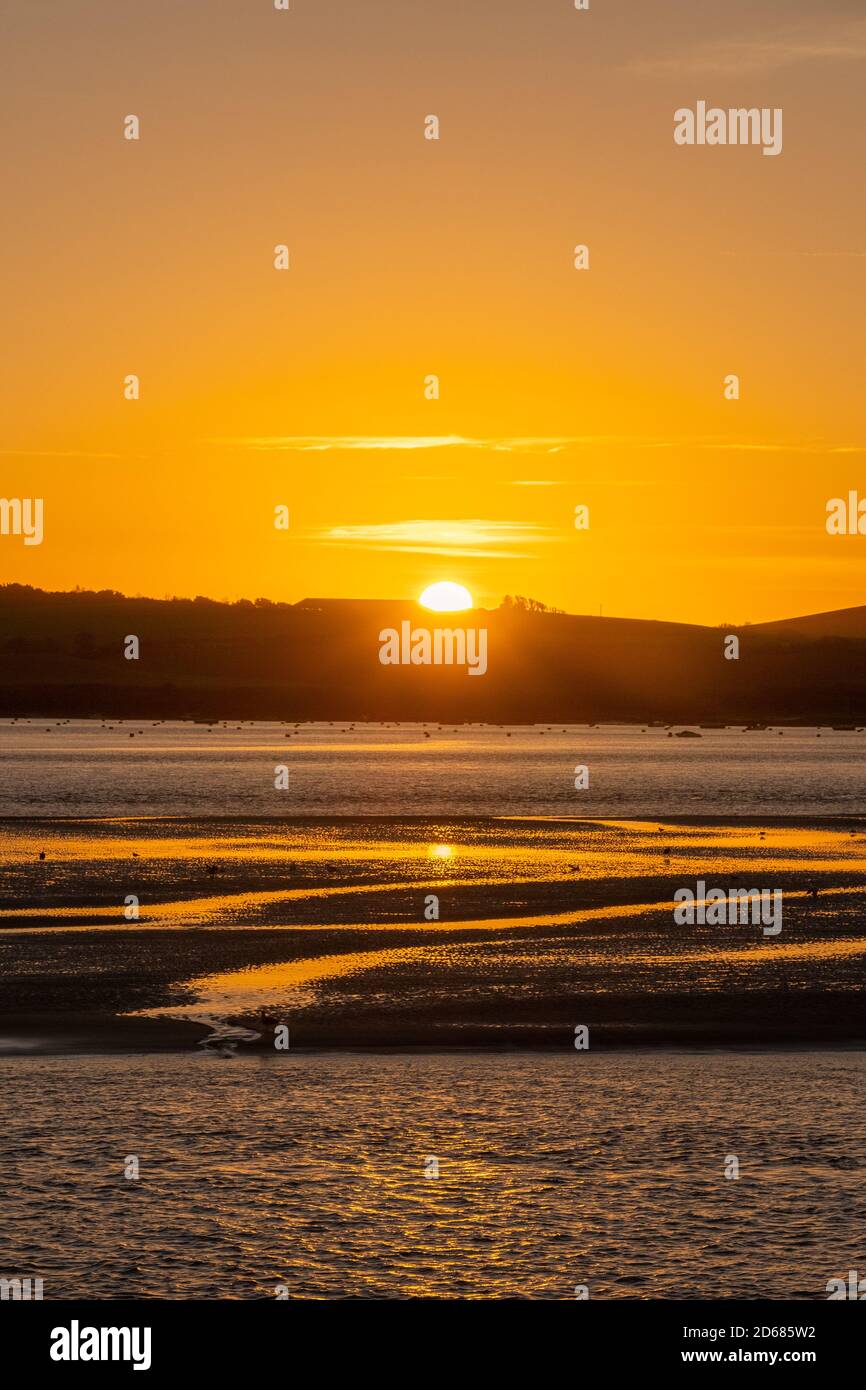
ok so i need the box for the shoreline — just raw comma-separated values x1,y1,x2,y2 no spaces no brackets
4,811,866,824
3,1012,866,1058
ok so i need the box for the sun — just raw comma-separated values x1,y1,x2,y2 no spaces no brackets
419,581,473,612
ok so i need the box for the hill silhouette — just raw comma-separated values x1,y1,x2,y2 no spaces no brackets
750,604,866,640
2,584,866,723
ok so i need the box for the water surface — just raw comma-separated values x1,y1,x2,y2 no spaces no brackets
2,720,866,817
1,1050,861,1299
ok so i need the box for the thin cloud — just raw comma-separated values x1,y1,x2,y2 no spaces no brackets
0,449,122,459
220,435,573,454
722,250,866,259
626,16,866,75
697,441,866,455
313,519,555,558
507,478,653,488
214,434,866,457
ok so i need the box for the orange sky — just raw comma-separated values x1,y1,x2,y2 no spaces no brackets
1,0,865,624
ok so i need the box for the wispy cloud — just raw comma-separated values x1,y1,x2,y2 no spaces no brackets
507,477,654,488
626,16,866,76
722,250,866,260
696,441,866,455
313,519,554,558
0,449,122,459
220,435,572,454
215,434,866,458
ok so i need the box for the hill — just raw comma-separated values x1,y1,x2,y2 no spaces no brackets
2,584,866,723
750,605,866,640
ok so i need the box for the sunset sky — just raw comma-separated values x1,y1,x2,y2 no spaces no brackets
2,0,865,624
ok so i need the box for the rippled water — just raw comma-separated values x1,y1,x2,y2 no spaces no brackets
1,1051,862,1299
2,720,866,817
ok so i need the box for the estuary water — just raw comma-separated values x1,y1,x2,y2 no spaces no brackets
0,1050,862,1300
1,720,865,818
2,722,864,1300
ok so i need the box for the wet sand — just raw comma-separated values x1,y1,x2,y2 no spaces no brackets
1,815,865,1053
